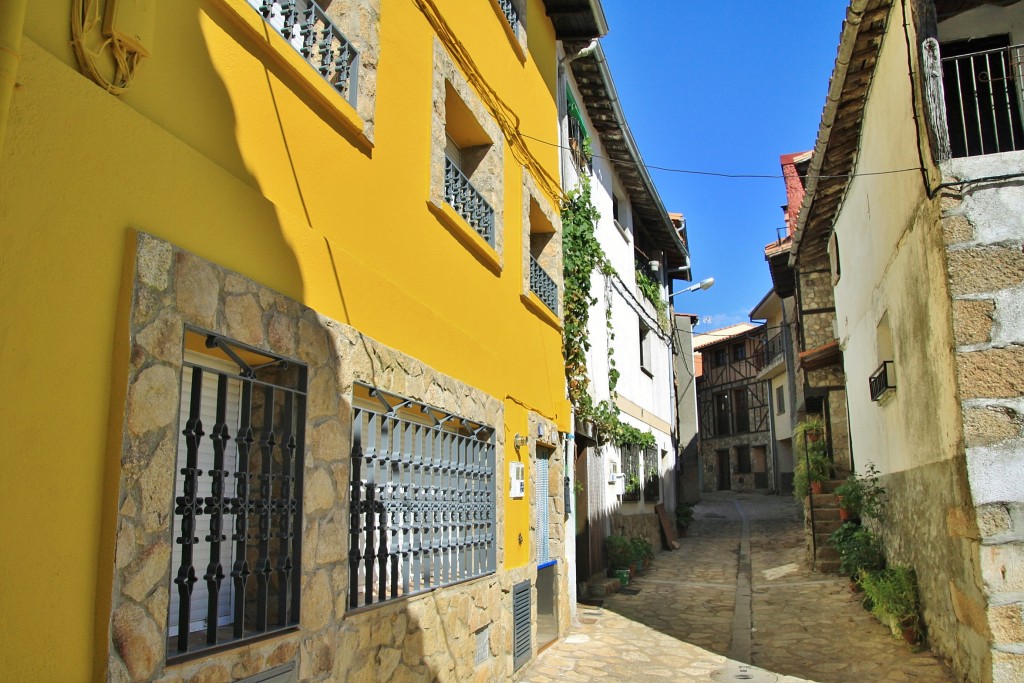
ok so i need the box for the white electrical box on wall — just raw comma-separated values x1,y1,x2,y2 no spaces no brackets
104,0,156,57
607,460,619,485
509,462,525,499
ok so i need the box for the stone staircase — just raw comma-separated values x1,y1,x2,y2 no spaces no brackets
803,479,846,573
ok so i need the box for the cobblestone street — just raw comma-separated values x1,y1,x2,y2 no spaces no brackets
518,493,955,683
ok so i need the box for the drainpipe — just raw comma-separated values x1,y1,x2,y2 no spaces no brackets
0,0,28,152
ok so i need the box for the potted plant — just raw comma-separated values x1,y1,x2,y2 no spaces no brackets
859,566,922,645
793,417,831,498
605,534,633,586
675,501,695,536
835,463,887,521
829,522,885,580
631,536,654,570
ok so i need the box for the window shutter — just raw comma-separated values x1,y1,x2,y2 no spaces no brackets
512,580,532,671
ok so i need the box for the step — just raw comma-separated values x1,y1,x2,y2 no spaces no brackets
813,519,842,535
815,559,841,573
809,508,840,522
814,546,839,561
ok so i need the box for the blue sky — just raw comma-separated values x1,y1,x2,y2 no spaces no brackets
599,1,850,330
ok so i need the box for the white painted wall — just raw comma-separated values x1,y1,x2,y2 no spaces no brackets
832,14,962,478
937,4,1024,46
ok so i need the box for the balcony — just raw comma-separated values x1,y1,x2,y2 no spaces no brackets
250,0,360,107
938,41,1024,159
755,331,786,379
869,361,896,403
498,0,519,30
444,157,495,246
529,256,559,315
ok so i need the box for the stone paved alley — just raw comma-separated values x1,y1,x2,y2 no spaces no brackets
518,493,956,683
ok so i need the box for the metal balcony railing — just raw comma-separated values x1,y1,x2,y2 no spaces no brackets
252,0,360,107
941,43,1024,158
444,157,495,246
758,332,784,370
498,0,519,30
529,256,558,314
869,360,896,402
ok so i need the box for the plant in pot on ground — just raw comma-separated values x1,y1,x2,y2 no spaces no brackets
829,522,885,580
675,501,695,535
605,534,635,585
793,416,831,499
834,462,887,522
859,566,922,645
631,536,654,570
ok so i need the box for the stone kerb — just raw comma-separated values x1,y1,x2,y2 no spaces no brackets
114,233,516,682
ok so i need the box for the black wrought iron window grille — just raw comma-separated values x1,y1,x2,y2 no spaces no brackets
621,445,641,502
348,384,497,611
251,0,360,107
529,256,558,314
444,156,496,246
643,447,660,502
169,332,307,660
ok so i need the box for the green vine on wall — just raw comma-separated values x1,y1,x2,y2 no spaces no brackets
635,264,670,333
561,179,655,449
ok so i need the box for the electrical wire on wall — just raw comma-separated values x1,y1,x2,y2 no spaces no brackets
70,0,145,95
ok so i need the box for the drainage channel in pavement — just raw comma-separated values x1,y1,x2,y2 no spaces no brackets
710,663,779,682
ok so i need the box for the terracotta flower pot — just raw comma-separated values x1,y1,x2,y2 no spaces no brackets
810,480,824,495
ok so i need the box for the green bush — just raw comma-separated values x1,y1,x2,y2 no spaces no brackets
834,463,886,521
829,522,885,578
859,566,921,641
793,417,831,499
675,502,695,530
630,536,654,563
605,535,634,569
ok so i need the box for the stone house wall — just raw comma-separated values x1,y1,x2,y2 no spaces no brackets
609,512,661,551
110,233,559,682
942,152,1024,682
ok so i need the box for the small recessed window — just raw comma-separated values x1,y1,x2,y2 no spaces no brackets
732,343,746,362
776,385,786,415
640,323,653,376
828,230,841,285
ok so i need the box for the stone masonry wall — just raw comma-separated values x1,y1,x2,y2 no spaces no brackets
110,233,552,682
942,154,1024,682
609,512,661,552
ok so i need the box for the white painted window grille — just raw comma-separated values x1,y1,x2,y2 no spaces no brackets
347,384,496,610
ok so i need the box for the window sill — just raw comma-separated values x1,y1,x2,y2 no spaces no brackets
427,199,502,275
209,0,373,153
521,292,562,330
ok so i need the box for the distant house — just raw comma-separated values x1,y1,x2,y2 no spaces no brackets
694,324,773,492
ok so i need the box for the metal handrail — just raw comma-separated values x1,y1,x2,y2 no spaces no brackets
498,0,519,30
444,156,495,246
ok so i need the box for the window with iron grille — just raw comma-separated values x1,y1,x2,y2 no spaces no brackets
168,333,306,660
347,384,496,610
621,445,641,502
566,88,590,174
247,0,360,107
643,447,661,502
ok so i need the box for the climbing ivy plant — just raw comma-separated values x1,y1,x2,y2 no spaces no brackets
561,178,655,448
635,264,670,333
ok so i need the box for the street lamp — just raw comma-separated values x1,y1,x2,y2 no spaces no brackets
669,277,714,298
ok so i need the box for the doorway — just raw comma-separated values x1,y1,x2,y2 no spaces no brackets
716,449,731,490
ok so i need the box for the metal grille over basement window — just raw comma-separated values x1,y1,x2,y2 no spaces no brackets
621,445,640,502
348,384,496,610
249,0,360,107
643,447,660,502
169,333,306,659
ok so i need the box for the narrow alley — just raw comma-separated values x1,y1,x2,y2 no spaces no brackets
520,493,955,683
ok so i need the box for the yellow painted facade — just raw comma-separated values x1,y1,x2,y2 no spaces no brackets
0,0,570,678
